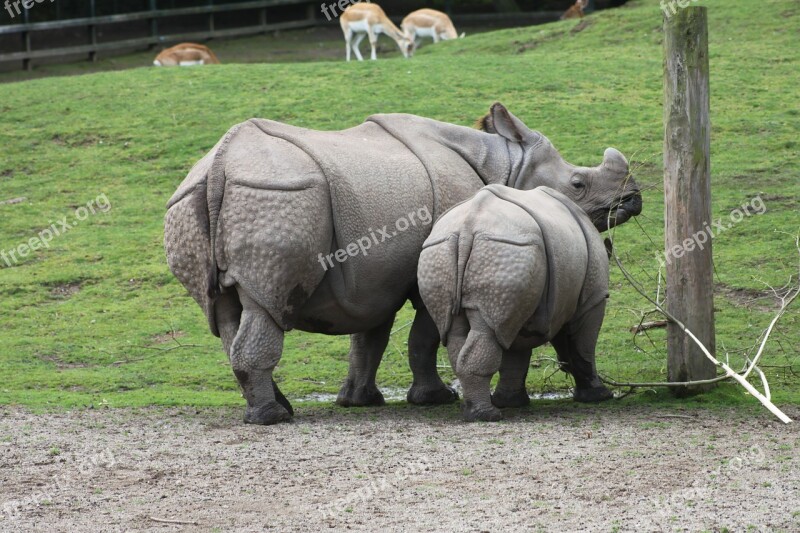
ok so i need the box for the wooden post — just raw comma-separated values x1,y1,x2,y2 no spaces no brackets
663,6,716,395
21,8,31,71
21,31,31,71
88,0,97,63
148,0,158,50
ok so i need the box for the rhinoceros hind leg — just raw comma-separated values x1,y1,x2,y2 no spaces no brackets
407,306,458,405
551,301,614,405
336,317,394,407
231,291,292,425
492,349,532,408
452,311,503,422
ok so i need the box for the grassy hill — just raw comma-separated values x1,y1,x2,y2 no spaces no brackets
0,0,797,411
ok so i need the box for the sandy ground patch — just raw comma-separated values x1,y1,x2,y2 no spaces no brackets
1,404,798,532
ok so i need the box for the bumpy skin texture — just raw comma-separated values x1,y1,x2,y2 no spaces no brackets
164,103,641,424
418,182,641,422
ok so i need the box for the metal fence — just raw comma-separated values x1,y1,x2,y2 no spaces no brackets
0,0,317,70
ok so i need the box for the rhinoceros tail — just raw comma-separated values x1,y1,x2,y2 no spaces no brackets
452,232,475,315
206,123,243,299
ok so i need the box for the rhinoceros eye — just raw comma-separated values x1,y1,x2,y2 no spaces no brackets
571,178,586,190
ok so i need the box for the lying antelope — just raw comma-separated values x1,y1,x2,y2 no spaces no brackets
560,0,588,20
153,43,220,66
401,9,464,47
340,3,413,61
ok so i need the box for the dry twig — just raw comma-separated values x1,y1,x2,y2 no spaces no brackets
148,516,199,525
629,320,668,334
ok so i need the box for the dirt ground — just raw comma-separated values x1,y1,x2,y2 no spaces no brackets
1,404,798,532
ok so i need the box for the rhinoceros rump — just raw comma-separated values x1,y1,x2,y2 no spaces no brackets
164,103,641,424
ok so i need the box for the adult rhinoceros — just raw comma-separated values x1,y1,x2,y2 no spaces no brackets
164,103,642,425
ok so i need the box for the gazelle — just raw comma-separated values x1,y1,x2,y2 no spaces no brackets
153,43,220,66
340,3,413,61
401,9,464,47
560,0,588,20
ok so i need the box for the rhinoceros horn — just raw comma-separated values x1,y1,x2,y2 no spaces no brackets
602,147,629,174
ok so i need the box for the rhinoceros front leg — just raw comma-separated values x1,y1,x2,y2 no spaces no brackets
450,310,503,422
229,291,292,425
406,306,459,405
551,301,614,403
336,317,394,407
492,349,532,408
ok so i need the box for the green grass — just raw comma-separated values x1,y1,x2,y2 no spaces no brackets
0,0,797,412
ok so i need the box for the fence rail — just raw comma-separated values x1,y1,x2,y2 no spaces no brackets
0,0,317,70
0,3,564,71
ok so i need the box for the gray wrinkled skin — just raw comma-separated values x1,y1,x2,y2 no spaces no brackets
417,179,642,422
164,102,640,425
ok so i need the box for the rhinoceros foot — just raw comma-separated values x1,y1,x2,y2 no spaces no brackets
462,402,503,422
491,388,531,408
243,402,293,425
407,383,459,405
573,385,614,403
336,381,385,407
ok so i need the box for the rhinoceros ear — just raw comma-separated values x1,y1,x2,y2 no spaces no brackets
603,148,629,173
488,102,533,144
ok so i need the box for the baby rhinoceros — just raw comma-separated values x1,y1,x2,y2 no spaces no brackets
418,154,641,422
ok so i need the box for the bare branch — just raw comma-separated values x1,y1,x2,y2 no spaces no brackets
605,233,798,424
630,320,668,334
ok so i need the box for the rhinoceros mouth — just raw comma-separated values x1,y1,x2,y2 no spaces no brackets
594,192,642,232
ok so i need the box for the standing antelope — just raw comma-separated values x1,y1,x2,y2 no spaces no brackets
340,3,413,61
560,0,588,20
401,9,464,47
153,43,220,66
